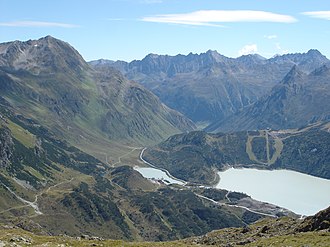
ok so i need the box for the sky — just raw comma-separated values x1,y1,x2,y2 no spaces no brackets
0,0,329,62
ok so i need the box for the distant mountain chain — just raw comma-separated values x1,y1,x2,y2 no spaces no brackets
0,36,329,243
0,36,261,240
91,49,330,131
206,65,330,132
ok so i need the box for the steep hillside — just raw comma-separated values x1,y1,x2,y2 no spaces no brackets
0,108,269,241
91,49,329,125
143,122,330,184
184,205,330,246
207,65,330,132
0,206,329,246
0,36,195,162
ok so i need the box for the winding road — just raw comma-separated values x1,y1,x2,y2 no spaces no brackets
0,177,75,216
139,148,187,185
139,148,277,218
113,147,142,167
0,181,42,215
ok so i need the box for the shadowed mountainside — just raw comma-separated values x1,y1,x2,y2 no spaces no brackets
0,36,196,163
207,65,330,132
91,49,329,126
0,206,329,246
0,108,264,240
144,122,330,184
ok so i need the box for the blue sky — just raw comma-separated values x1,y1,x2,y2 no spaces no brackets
1,0,329,62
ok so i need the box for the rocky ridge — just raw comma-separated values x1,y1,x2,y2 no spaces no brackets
0,36,195,162
91,49,330,126
207,65,330,132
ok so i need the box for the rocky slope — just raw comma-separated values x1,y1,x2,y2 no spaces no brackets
0,108,269,241
184,205,330,246
144,122,330,184
0,206,329,246
91,49,329,125
0,36,195,162
207,65,330,132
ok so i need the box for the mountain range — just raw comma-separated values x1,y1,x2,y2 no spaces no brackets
0,36,289,241
0,36,195,163
207,64,330,132
92,49,330,130
0,109,257,240
0,36,329,244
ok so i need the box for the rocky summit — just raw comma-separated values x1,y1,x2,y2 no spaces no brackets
207,64,330,132
91,49,330,127
0,36,195,161
0,36,292,242
0,36,329,246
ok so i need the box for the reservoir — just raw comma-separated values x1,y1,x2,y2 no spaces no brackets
216,168,330,216
134,167,185,185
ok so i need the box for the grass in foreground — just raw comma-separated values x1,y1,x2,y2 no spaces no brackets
1,225,330,247
0,227,190,247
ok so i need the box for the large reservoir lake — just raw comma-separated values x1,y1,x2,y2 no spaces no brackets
135,165,330,216
216,168,330,216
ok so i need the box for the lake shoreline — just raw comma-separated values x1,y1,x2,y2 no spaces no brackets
216,167,330,216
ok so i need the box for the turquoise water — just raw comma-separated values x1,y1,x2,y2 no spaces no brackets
134,166,185,185
216,168,330,215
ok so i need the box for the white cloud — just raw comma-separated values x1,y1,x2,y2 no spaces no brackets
275,43,289,55
302,11,330,20
142,10,297,27
264,34,277,39
238,44,258,56
0,21,78,28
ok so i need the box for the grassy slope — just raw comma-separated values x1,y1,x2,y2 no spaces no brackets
0,110,258,242
1,208,329,247
0,37,195,164
144,122,330,184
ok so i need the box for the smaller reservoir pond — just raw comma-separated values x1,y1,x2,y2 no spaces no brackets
135,165,330,216
134,167,185,185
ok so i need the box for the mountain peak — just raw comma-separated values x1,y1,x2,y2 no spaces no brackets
198,50,230,65
0,36,89,74
237,54,266,64
204,49,226,61
35,35,67,46
40,35,56,41
307,49,322,56
205,49,219,56
89,59,114,67
269,49,328,70
145,53,160,59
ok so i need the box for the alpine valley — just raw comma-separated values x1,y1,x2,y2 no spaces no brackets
94,49,330,129
0,36,329,246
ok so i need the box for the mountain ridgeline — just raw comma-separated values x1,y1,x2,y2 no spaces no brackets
0,36,274,241
0,36,329,244
206,65,330,132
0,206,329,246
91,49,330,130
0,36,195,161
